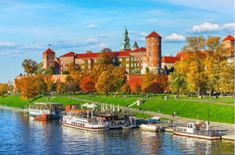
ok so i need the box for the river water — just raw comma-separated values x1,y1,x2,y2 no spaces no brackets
0,109,234,155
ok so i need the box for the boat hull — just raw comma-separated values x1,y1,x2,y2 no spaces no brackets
173,131,221,140
62,123,109,131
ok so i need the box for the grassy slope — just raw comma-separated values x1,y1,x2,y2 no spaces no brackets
0,94,233,123
0,96,27,108
76,94,234,124
34,96,84,105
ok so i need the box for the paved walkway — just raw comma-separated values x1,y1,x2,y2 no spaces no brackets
68,96,235,141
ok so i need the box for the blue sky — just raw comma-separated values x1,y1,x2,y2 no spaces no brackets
0,0,234,82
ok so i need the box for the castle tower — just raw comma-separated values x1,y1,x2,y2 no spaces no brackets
121,27,131,50
43,48,56,70
141,31,162,74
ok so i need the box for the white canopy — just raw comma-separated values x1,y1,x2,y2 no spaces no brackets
81,103,97,109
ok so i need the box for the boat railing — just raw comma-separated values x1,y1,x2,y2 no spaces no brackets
175,127,223,137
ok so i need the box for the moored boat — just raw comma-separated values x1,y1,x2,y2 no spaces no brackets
139,117,168,132
29,102,63,121
173,122,222,140
61,110,109,131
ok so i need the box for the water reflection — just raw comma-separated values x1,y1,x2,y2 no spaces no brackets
0,110,234,155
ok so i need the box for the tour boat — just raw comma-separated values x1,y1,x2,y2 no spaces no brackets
139,117,167,132
29,102,63,121
173,122,222,140
97,113,137,129
61,110,109,131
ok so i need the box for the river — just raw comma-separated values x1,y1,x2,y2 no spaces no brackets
0,109,234,155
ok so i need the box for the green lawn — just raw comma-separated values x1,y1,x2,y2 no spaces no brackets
33,95,84,106
138,99,234,123
75,94,234,124
0,94,233,123
0,95,27,108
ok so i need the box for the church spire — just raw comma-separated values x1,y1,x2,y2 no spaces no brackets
132,40,139,50
121,27,130,50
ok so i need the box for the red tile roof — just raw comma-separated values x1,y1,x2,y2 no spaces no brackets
162,56,179,63
146,31,161,38
74,48,146,59
222,35,235,41
130,47,146,52
77,53,100,59
60,51,76,57
43,48,55,54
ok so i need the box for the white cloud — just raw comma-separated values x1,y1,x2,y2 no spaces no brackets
139,32,148,37
190,22,220,33
189,22,235,33
87,24,99,29
0,41,16,47
0,50,22,57
165,33,185,42
85,38,98,44
98,43,107,49
222,23,235,31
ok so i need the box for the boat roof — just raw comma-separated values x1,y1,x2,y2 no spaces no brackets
34,102,63,106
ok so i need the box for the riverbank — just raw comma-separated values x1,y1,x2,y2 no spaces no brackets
0,105,28,113
0,97,234,141
1,94,234,123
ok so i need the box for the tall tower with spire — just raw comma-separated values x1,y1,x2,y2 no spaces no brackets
121,27,131,50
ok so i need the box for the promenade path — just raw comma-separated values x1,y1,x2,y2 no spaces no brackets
67,96,235,141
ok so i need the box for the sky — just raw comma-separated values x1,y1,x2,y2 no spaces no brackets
0,0,234,82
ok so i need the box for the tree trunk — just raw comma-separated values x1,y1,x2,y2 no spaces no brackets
197,87,201,98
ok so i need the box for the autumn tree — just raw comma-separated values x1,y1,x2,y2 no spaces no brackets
16,76,40,100
34,75,47,95
120,83,131,95
22,59,38,75
182,36,207,96
95,67,126,96
65,76,79,94
141,73,168,93
218,61,234,95
80,75,96,93
44,75,55,93
133,85,142,94
95,71,112,96
97,50,119,66
56,80,66,94
0,83,10,96
206,36,220,52
183,36,205,52
169,72,187,96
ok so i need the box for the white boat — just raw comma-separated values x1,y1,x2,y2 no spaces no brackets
61,110,109,131
139,117,165,132
29,103,63,120
173,122,222,140
139,124,158,132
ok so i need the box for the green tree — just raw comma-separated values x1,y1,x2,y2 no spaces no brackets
65,76,79,94
183,36,205,52
218,61,234,95
169,72,187,96
22,59,38,75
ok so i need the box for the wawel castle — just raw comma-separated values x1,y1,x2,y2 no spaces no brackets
42,29,235,75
